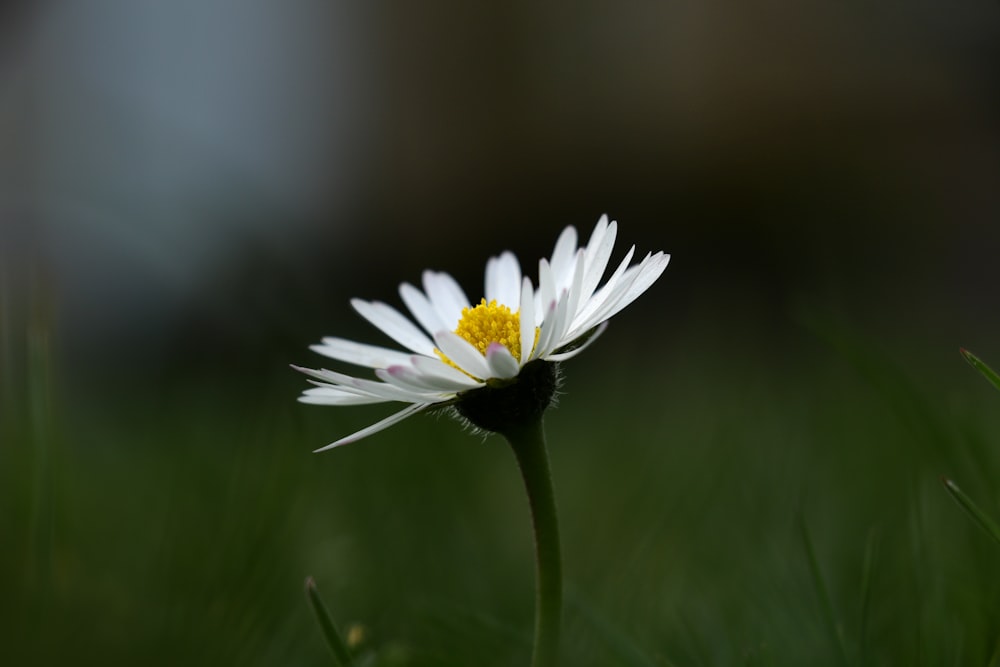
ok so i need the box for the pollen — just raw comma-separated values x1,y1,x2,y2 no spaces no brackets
437,299,537,372
457,299,523,358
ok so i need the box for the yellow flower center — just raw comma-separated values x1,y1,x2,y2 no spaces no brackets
457,299,523,357
437,299,538,373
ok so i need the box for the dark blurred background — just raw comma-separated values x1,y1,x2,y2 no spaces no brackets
3,2,1000,665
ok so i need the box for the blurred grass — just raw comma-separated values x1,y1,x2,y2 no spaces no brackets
3,306,1000,666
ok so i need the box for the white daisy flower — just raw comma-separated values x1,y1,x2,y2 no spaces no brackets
295,214,670,451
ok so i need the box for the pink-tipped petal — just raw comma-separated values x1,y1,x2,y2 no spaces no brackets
376,365,442,393
377,364,474,393
409,355,482,388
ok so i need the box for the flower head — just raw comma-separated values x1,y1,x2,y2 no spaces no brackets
295,214,669,451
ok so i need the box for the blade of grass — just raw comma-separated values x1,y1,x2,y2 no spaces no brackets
950,624,964,667
942,478,1000,547
797,513,849,667
305,576,354,666
960,348,1000,393
987,631,1000,667
858,527,880,667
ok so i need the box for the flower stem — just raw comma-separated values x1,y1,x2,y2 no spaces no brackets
504,417,562,667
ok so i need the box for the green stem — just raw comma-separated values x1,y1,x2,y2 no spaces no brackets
504,417,562,667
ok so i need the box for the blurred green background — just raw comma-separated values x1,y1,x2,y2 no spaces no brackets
3,1,1000,665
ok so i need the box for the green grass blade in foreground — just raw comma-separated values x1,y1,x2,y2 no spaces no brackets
942,478,1000,547
305,576,355,666
858,528,880,667
797,514,849,667
960,348,1000,393
988,633,1000,667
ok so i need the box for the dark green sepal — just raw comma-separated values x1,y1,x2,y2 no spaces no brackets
454,360,559,435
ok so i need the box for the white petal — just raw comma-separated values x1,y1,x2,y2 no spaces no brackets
352,299,436,356
631,251,671,294
313,403,432,452
485,251,522,308
582,215,609,273
485,342,520,379
294,365,373,393
310,337,414,369
580,218,617,305
304,378,383,399
561,249,587,338
376,364,472,393
400,282,447,335
434,331,492,380
533,293,567,358
596,252,670,323
544,322,609,361
292,365,438,403
549,224,579,292
423,270,470,328
375,366,440,393
299,386,390,406
409,355,482,389
536,258,557,324
518,276,536,364
571,251,669,336
567,262,644,339
529,299,557,360
568,244,636,335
